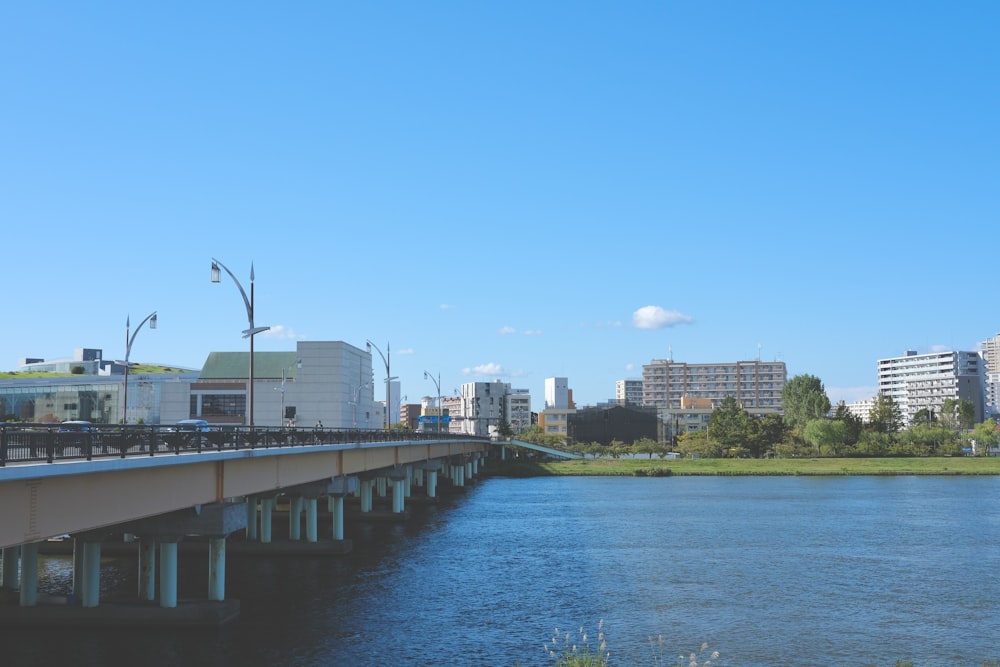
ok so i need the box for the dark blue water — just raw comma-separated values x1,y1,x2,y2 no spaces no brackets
3,476,999,666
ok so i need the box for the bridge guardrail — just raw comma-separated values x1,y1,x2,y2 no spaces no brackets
0,423,488,467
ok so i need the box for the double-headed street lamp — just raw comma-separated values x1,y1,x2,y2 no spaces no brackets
423,370,442,433
120,311,157,424
351,382,371,428
366,340,397,430
211,258,270,427
276,359,301,426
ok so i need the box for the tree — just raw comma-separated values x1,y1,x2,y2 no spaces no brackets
781,375,831,430
966,420,1000,455
708,396,753,455
803,419,847,456
832,402,863,449
868,394,903,434
753,413,788,458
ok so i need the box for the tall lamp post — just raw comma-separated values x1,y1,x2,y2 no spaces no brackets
211,258,270,427
351,382,371,428
121,311,157,424
366,340,396,430
423,370,442,433
276,359,302,426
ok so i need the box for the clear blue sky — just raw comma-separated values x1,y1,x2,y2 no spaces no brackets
2,2,997,409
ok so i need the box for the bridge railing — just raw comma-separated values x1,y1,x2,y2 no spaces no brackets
0,423,487,467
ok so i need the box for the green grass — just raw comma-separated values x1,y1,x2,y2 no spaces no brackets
484,456,1000,477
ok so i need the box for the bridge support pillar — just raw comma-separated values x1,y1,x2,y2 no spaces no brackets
330,495,345,540
208,537,226,601
246,497,259,541
260,497,275,543
159,541,179,608
465,461,473,482
2,545,20,589
360,479,373,513
18,542,38,607
81,541,101,608
305,498,318,543
376,476,387,498
392,480,405,513
413,468,424,488
139,537,156,601
289,496,303,541
427,470,438,498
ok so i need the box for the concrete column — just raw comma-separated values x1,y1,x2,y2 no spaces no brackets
305,498,318,543
360,479,373,513
208,537,226,601
2,545,19,589
72,539,83,602
331,496,345,540
139,538,156,601
472,456,479,476
392,480,405,513
246,497,259,541
376,476,387,497
465,461,473,482
81,541,101,608
427,470,438,498
404,474,412,498
18,542,38,607
260,497,275,544
289,496,303,541
159,541,179,608
501,445,507,460
413,468,424,488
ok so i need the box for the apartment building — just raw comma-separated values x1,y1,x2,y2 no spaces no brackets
877,349,985,425
641,359,786,412
980,333,1000,418
615,379,644,406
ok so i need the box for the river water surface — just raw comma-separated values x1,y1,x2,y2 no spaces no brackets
3,475,999,666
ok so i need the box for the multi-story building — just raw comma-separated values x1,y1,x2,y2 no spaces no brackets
446,381,532,437
980,334,1000,418
615,379,644,406
877,349,985,425
539,377,575,439
641,358,786,412
2,341,379,430
843,397,877,423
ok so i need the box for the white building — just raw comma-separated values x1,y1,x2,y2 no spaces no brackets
641,359,786,412
615,379,644,406
449,381,532,437
979,333,1000,418
877,349,985,426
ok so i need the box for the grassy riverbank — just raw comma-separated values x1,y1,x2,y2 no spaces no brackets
483,456,1000,477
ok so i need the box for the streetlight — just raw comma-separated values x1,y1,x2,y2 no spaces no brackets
424,370,442,433
351,383,370,428
366,340,397,430
211,258,270,427
120,311,157,424
276,359,302,426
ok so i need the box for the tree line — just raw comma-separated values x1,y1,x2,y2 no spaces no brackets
513,375,1000,459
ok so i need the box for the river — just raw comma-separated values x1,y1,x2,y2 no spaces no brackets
2,475,999,666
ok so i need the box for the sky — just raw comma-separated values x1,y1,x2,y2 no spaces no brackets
2,2,997,410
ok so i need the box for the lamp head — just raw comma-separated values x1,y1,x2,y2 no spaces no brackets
149,313,158,330
211,261,221,283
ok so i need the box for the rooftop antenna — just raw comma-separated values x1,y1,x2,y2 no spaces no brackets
668,344,673,362
757,343,762,362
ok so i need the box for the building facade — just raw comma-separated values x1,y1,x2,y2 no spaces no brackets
615,379,644,406
877,349,986,426
641,359,786,411
980,333,1000,418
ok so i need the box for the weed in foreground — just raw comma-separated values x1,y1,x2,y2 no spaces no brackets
542,620,610,667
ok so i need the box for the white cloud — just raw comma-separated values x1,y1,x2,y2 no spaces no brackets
928,344,953,353
462,362,505,376
439,303,454,310
523,329,543,336
632,306,694,330
396,347,415,355
499,326,517,335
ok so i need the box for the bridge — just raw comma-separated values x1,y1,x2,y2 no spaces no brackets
0,423,496,626
507,438,583,459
